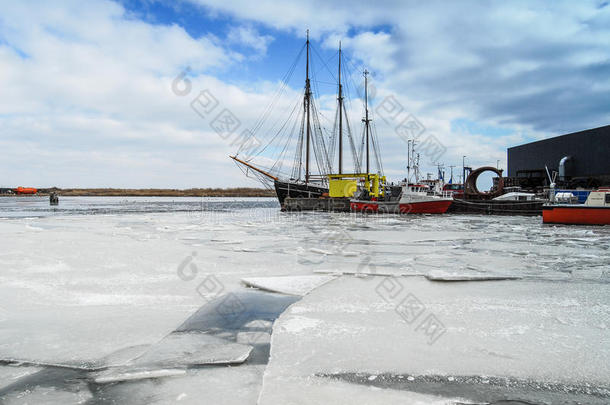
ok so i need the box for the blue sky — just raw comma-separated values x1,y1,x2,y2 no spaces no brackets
118,0,306,82
0,0,608,188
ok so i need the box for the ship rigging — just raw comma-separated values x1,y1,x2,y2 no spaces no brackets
230,31,384,205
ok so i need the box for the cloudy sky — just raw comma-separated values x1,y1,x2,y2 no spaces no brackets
1,0,608,188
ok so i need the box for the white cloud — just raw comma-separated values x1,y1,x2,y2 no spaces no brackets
226,25,274,56
187,0,610,179
1,0,608,188
188,0,390,35
190,0,610,131
0,0,280,187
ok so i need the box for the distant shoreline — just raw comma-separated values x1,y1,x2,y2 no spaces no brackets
0,188,275,197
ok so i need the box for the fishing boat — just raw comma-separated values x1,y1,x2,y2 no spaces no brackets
398,184,453,213
351,183,453,214
231,32,370,206
542,188,610,225
351,141,453,214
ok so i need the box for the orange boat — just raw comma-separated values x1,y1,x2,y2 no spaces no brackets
15,187,38,195
543,189,610,225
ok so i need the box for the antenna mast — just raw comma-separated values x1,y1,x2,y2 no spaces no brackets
449,165,456,183
363,69,371,174
305,30,312,183
407,140,411,184
338,42,343,174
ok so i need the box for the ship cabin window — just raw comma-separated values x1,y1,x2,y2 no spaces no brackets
605,194,610,204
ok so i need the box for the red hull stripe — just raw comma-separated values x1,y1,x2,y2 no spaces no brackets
542,206,610,225
399,200,453,214
351,200,452,214
350,202,380,213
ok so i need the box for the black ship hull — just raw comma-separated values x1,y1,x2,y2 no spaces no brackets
447,199,544,216
274,180,328,205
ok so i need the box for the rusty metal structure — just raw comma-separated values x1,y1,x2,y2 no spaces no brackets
464,166,504,199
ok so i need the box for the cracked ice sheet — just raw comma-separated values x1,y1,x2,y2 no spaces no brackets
0,217,203,368
0,366,42,390
0,366,267,405
0,386,94,405
91,365,267,405
241,275,336,296
258,276,610,404
0,209,313,368
0,305,192,369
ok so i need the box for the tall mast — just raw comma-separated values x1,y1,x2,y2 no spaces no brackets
407,140,411,184
305,30,312,183
363,69,371,174
338,42,343,174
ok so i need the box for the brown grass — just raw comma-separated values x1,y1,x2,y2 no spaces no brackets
34,187,275,197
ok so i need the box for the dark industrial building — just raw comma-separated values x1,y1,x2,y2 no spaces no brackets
507,125,610,189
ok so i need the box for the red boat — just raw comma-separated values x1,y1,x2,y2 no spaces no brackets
15,187,38,195
543,189,610,225
351,184,453,214
351,139,453,215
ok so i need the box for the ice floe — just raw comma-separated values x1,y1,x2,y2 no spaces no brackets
241,275,336,296
259,276,610,404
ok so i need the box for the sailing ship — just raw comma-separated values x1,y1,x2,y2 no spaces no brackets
230,31,383,205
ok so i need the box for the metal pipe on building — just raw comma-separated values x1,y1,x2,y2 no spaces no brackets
558,155,572,181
